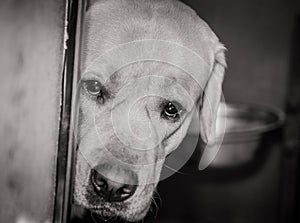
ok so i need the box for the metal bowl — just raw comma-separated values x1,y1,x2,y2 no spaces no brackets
187,103,285,168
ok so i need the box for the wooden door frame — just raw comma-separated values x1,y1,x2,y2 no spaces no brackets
53,0,85,222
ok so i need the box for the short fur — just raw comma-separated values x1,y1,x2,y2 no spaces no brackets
74,0,226,221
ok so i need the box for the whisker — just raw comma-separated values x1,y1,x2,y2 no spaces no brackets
152,190,162,207
149,204,157,220
150,191,161,220
152,197,159,212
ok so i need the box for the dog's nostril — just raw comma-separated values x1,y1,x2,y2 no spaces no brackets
93,172,108,188
91,167,138,202
91,169,109,200
120,186,133,195
114,185,136,200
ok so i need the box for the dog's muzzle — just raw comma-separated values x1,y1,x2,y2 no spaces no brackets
90,164,138,202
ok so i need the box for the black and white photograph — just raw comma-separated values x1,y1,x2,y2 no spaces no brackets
0,0,300,223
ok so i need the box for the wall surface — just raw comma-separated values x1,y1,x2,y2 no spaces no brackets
0,0,65,222
183,0,299,109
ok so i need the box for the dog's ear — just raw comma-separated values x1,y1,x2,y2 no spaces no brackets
199,44,226,145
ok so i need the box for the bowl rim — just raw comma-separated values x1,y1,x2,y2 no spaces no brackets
217,102,285,136
188,102,286,142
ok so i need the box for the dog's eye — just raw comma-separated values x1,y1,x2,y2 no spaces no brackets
161,101,182,121
83,80,102,96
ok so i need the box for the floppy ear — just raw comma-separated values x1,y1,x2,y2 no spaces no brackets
199,44,227,145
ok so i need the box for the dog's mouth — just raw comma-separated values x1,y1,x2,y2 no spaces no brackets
90,207,120,222
84,194,127,220
81,188,149,222
89,207,146,223
74,153,158,222
77,189,153,223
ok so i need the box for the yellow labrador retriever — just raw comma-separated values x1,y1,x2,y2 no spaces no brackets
74,0,226,221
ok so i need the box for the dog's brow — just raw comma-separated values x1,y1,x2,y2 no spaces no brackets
164,76,177,87
109,72,119,84
106,71,135,93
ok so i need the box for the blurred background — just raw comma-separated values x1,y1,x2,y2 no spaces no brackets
0,0,299,222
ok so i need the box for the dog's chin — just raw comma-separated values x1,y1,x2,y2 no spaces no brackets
88,205,149,223
89,207,147,223
73,182,156,222
77,199,151,223
90,208,123,223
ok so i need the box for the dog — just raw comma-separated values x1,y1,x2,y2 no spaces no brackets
73,0,226,222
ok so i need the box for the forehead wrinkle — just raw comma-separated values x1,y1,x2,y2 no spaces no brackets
110,98,127,112
105,70,127,93
169,74,197,95
106,64,149,93
162,76,177,89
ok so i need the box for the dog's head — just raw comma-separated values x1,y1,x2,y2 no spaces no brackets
74,0,226,221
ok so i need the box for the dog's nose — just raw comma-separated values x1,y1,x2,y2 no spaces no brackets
91,165,138,202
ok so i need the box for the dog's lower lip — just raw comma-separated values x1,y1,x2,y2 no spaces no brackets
91,207,113,216
90,208,140,223
91,209,116,222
